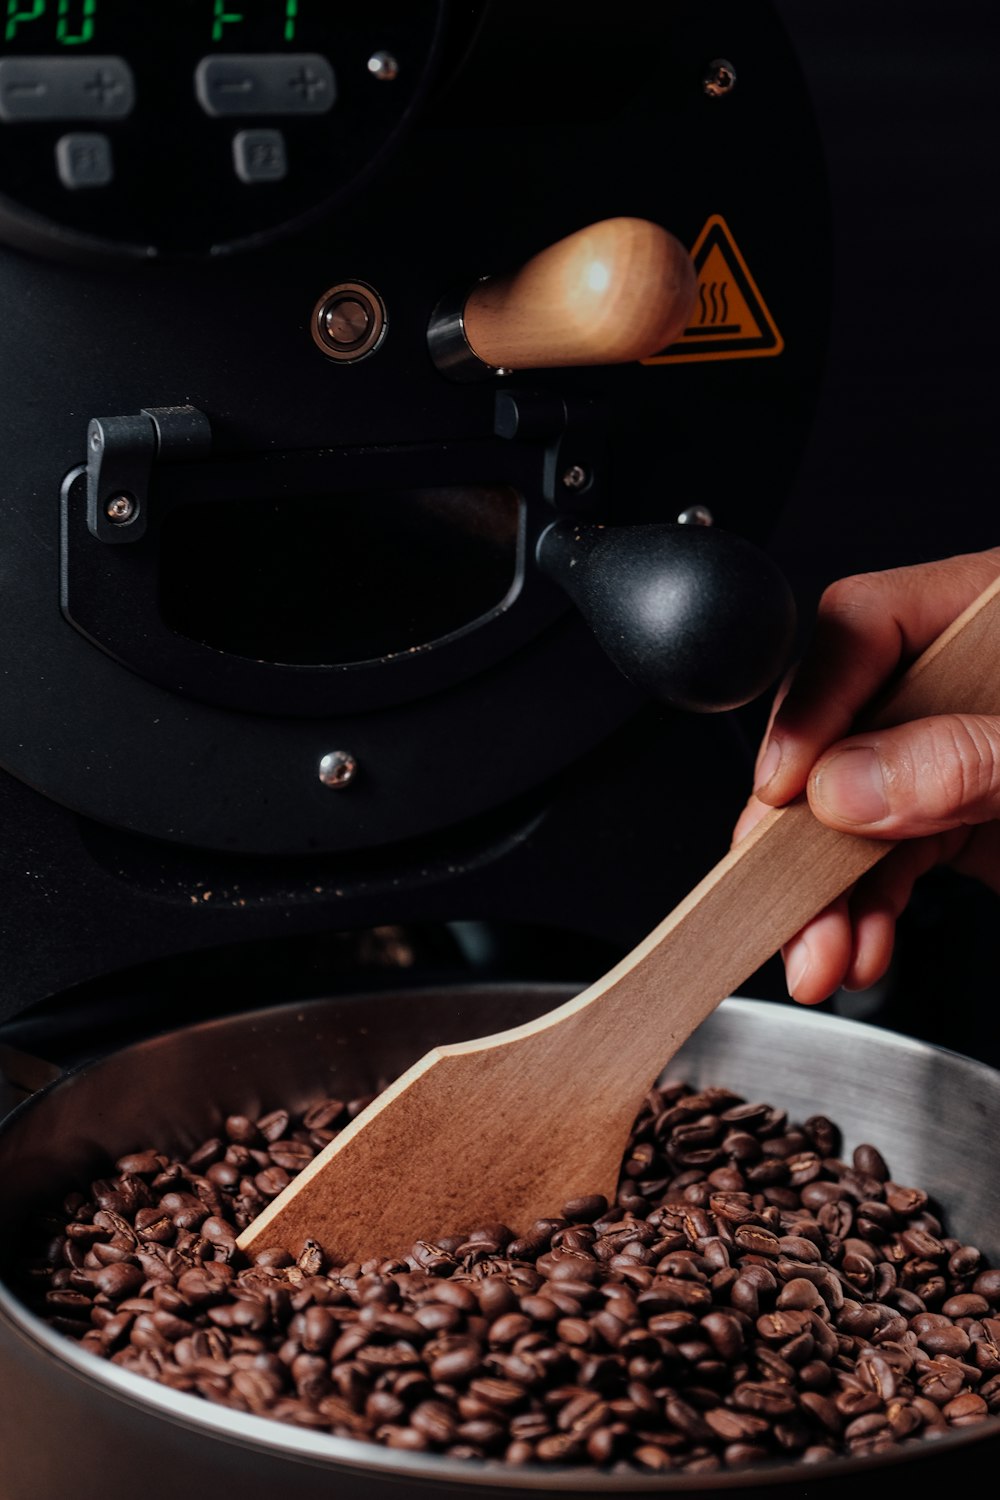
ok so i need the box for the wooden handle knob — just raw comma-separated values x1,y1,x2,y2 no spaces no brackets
462,217,696,371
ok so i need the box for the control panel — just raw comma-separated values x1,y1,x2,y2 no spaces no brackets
0,0,446,257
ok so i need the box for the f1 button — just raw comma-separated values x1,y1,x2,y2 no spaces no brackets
55,132,113,189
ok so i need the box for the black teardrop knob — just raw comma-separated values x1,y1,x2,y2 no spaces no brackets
537,520,797,713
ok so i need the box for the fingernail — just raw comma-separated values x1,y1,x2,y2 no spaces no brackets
784,938,811,998
754,737,781,794
812,745,888,825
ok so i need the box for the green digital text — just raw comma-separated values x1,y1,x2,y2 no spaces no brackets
4,0,97,44
5,1,46,43
56,0,95,45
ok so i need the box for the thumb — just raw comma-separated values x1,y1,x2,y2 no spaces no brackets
808,714,1000,838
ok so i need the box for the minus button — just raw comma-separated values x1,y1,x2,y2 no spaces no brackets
195,54,336,117
0,57,135,122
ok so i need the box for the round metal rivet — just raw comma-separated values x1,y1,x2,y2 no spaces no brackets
562,464,589,491
703,58,736,98
319,750,359,789
367,51,399,81
677,505,714,526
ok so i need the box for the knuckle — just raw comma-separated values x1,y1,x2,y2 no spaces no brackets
821,573,881,621
948,716,1000,814
915,716,1000,820
817,574,886,623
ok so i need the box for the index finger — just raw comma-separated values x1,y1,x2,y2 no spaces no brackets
753,547,1000,807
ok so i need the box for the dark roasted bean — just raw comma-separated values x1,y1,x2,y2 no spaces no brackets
705,1407,770,1442
700,1309,744,1360
90,1262,144,1301
561,1194,607,1223
267,1140,314,1173
853,1145,889,1182
972,1268,1000,1304
300,1098,345,1132
732,1380,797,1416
224,1115,259,1146
17,1078,999,1478
944,1392,989,1424
943,1292,989,1319
778,1277,825,1312
884,1182,928,1217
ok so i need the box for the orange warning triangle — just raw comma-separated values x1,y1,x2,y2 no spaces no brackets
644,214,784,364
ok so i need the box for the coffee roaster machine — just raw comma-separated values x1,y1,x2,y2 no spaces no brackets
0,1,999,1496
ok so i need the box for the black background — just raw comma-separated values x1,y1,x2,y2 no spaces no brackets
0,0,999,1074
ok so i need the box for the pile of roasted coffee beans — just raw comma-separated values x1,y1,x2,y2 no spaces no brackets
16,1079,1000,1473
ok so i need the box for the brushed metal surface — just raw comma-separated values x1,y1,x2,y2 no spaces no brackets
1,988,998,1498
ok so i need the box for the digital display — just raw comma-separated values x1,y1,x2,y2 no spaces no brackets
0,0,444,256
3,1,307,48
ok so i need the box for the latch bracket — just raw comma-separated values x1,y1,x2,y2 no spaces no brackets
85,405,212,544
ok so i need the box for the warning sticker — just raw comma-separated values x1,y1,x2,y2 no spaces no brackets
644,214,784,364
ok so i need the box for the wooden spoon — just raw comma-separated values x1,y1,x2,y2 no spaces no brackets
239,572,1000,1264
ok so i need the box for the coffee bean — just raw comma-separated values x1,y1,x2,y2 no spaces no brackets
555,1317,592,1347
852,1144,889,1182
468,1376,528,1410
777,1277,825,1313
115,1151,165,1179
943,1391,989,1423
733,1224,781,1257
252,1167,290,1200
428,1339,482,1383
756,1309,812,1343
973,1268,1000,1304
19,1080,1000,1477
638,1441,680,1470
705,1407,770,1442
561,1194,607,1223
943,1292,989,1319
700,1309,745,1360
159,1192,207,1231
255,1109,290,1143
90,1262,144,1301
302,1099,346,1132
901,1227,946,1259
917,1324,971,1358
534,1247,598,1283
532,1431,582,1462
732,1380,797,1417
224,1115,259,1146
267,1141,314,1173
884,1182,928,1217
664,1394,712,1441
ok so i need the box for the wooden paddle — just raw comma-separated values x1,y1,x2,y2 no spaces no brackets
239,571,1000,1265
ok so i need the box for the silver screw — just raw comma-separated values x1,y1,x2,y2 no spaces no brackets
105,493,136,523
677,505,714,526
319,750,358,789
562,464,589,491
703,58,736,98
367,51,399,81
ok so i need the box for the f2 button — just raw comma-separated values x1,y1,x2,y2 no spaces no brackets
233,129,287,184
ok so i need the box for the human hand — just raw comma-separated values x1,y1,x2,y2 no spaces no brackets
733,547,1000,1003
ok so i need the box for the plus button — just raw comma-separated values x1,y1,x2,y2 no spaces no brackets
83,70,125,109
287,66,326,104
